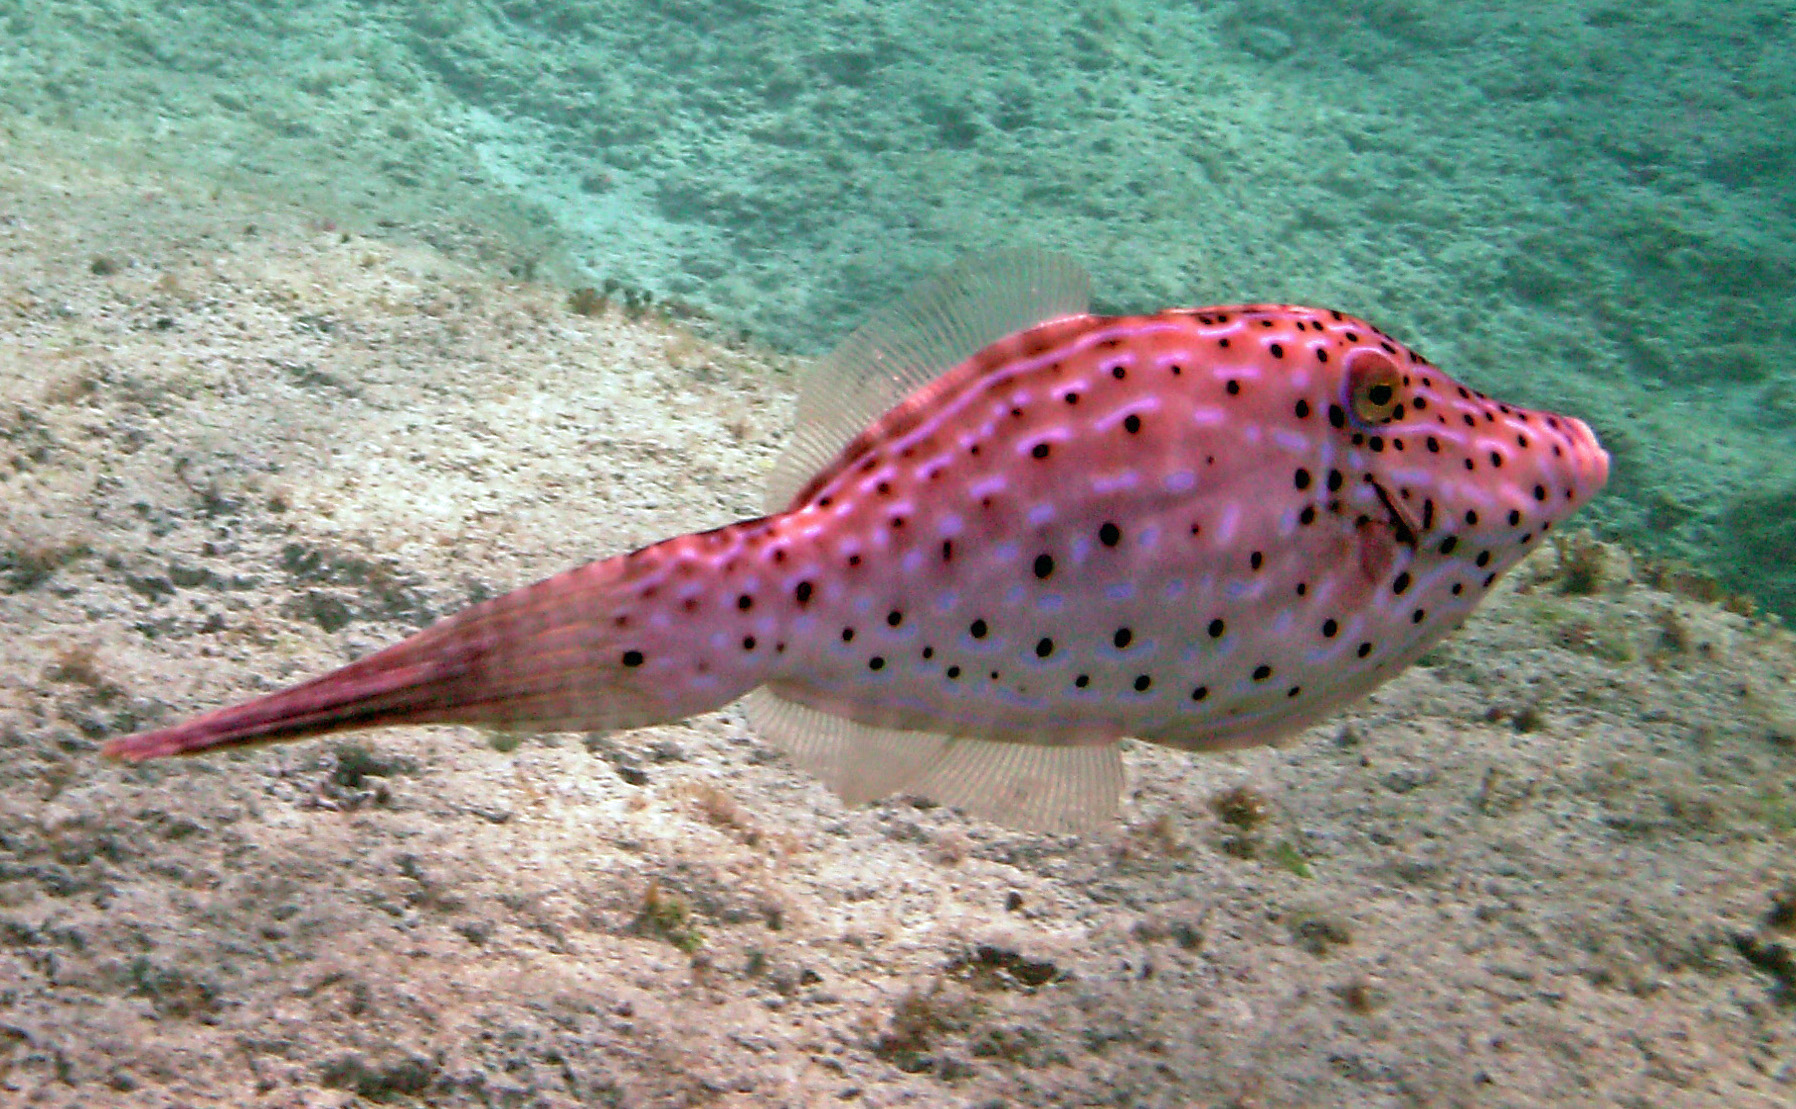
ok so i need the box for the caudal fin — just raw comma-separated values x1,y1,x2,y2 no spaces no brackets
103,543,760,761
102,625,500,759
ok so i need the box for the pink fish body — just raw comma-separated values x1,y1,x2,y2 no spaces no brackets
103,253,1609,831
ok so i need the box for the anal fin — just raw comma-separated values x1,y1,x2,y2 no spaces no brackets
743,687,1123,834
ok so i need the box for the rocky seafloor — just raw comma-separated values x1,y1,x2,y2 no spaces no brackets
2,131,1796,1108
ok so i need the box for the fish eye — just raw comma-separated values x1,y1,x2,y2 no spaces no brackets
1346,351,1403,425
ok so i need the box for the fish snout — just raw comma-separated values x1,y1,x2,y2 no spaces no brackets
1561,416,1610,504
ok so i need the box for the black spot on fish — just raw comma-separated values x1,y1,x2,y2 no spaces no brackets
1036,637,1054,658
1191,685,1209,701
743,636,756,650
869,656,885,671
1099,521,1121,546
1322,618,1338,637
1032,442,1050,459
737,594,753,611
970,619,988,639
1439,535,1458,555
1034,553,1054,579
1134,675,1152,692
1114,627,1133,648
1357,642,1373,657
947,665,961,679
1226,380,1241,395
887,610,903,627
1075,673,1090,688
1208,618,1226,638
1295,398,1312,418
1124,414,1142,434
842,627,855,642
1294,468,1311,490
1250,551,1263,571
1252,664,1272,681
1393,572,1412,595
622,650,644,667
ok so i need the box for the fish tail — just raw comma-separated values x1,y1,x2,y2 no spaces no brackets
102,543,762,761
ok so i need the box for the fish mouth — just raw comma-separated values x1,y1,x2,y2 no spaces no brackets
1564,417,1611,499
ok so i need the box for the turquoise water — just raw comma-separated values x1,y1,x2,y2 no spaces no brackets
3,0,1791,613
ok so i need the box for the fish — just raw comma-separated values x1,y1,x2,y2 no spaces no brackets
101,251,1609,832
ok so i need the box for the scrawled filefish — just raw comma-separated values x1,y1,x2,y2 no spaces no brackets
103,251,1609,832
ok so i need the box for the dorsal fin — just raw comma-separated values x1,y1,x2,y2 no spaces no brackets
742,686,1124,834
764,250,1091,512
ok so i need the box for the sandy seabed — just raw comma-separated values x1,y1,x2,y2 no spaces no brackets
2,131,1796,1108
